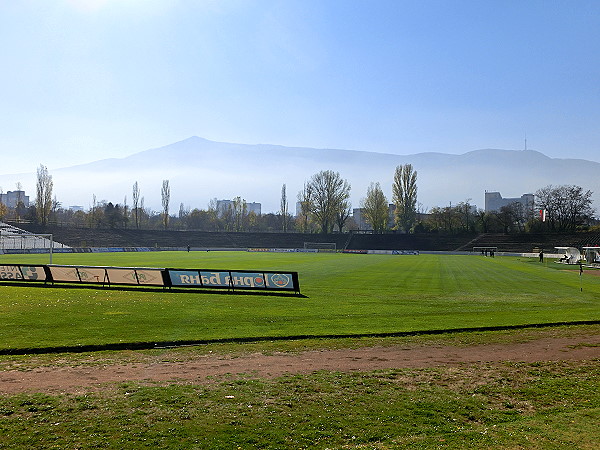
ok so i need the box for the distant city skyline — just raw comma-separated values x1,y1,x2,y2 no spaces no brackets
1,0,600,176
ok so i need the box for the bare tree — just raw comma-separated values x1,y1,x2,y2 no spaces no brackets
178,202,190,222
296,182,313,233
392,164,418,233
132,181,140,229
455,199,475,233
475,209,493,233
496,204,518,233
0,187,6,221
361,182,389,233
89,194,100,228
426,205,460,233
232,196,247,231
335,198,352,233
139,197,146,228
207,198,221,231
307,170,351,233
51,195,60,222
122,195,128,227
161,179,170,230
280,183,289,232
35,164,53,225
535,184,594,231
15,182,23,221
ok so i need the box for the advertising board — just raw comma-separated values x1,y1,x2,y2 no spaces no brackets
75,267,108,283
0,265,47,281
105,268,165,286
168,270,297,291
1,264,299,293
49,266,97,283
46,266,166,286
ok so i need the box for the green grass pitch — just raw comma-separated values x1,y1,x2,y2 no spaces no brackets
1,251,598,351
1,251,599,449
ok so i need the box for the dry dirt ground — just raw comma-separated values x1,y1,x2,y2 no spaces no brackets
1,330,598,395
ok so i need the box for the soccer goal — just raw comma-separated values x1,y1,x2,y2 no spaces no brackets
303,242,337,252
473,246,497,256
0,232,56,262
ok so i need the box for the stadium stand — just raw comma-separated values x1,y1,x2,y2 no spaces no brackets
344,232,471,251
15,225,349,250
11,224,600,253
462,232,600,253
0,222,70,250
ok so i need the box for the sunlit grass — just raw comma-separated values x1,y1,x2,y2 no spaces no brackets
1,252,598,350
1,252,599,448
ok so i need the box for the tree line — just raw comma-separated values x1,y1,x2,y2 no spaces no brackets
0,164,596,234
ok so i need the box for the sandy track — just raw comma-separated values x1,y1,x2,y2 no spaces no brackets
1,333,598,394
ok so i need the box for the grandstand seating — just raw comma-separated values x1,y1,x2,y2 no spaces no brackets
0,222,70,250
463,232,600,253
11,224,600,253
15,225,350,250
344,233,470,251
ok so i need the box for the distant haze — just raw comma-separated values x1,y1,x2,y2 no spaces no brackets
2,137,599,214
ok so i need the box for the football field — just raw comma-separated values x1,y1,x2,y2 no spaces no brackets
1,251,599,448
1,251,598,351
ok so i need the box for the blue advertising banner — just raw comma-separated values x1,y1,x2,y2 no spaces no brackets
168,270,297,291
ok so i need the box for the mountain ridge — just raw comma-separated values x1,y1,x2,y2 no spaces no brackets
1,137,598,213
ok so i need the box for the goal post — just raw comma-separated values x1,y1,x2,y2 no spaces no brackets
303,242,337,252
472,246,497,255
0,233,55,263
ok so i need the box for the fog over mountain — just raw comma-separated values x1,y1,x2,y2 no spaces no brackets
2,136,599,214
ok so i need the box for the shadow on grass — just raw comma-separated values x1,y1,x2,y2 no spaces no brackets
0,281,305,298
1,320,597,357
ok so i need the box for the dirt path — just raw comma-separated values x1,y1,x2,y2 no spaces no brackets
1,333,598,394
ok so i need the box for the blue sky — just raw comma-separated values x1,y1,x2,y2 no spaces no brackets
1,0,600,175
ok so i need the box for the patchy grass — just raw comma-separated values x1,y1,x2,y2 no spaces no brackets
0,359,597,449
1,323,597,372
1,252,598,448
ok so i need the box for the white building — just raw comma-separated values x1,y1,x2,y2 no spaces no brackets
484,191,535,213
247,202,261,216
216,199,261,217
0,190,29,208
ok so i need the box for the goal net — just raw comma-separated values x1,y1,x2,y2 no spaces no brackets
0,223,69,262
303,242,337,252
473,246,498,255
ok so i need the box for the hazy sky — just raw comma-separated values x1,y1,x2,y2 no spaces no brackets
2,0,600,175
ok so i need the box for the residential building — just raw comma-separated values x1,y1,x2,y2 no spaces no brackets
0,190,29,208
484,191,535,214
216,199,261,217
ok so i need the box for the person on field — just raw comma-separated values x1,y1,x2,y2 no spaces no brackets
539,250,544,262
